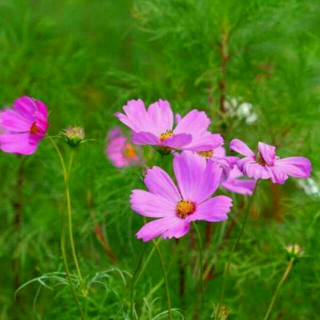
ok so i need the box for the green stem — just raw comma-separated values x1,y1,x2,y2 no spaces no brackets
193,222,204,312
49,138,83,282
152,239,173,320
216,179,260,319
130,246,147,319
60,211,86,320
263,258,294,320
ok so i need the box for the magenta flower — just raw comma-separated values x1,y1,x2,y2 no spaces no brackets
222,167,256,195
0,96,49,155
130,152,233,241
116,99,222,152
106,128,139,168
230,139,312,184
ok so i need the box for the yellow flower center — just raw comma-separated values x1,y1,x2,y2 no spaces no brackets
30,122,40,134
123,144,137,160
176,200,196,219
159,130,174,142
198,150,213,159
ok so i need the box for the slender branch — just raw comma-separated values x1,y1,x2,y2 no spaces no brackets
263,258,294,320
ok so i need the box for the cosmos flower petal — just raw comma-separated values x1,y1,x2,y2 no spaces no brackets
174,109,210,136
267,166,288,184
258,142,276,165
130,190,176,218
238,158,271,180
161,220,190,240
173,151,207,200
0,133,38,155
275,157,312,178
186,196,232,223
163,133,192,148
182,133,224,152
0,109,32,132
230,139,255,157
132,132,160,145
13,96,37,120
136,217,179,242
148,100,174,136
144,166,181,203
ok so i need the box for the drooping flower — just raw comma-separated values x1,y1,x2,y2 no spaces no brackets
0,96,49,155
130,152,232,241
115,99,222,152
197,145,238,181
230,139,312,184
106,128,139,168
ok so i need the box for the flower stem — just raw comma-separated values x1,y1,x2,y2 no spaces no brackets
60,210,86,320
130,246,147,319
152,239,173,320
49,138,83,283
193,222,204,312
263,258,294,320
216,179,260,319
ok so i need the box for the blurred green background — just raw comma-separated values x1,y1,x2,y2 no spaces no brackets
0,0,319,319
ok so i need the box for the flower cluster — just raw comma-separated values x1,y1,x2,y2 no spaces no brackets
112,99,312,241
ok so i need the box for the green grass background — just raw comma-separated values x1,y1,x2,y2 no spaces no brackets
0,0,319,319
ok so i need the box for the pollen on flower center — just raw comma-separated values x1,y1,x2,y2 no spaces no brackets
198,150,213,159
123,144,136,160
30,122,40,135
159,130,173,142
176,200,196,219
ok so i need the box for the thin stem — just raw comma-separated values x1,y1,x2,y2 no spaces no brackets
193,222,204,312
216,179,260,319
49,137,83,282
130,246,147,319
263,258,294,320
152,239,173,320
60,211,86,320
66,151,83,282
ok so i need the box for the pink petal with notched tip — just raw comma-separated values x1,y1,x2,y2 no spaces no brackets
132,132,160,145
183,133,224,152
130,190,176,218
148,100,174,136
0,133,38,155
136,217,183,242
230,139,255,157
275,157,312,178
0,109,32,132
186,196,232,223
144,166,181,203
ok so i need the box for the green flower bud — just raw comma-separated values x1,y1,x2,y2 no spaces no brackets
62,126,85,148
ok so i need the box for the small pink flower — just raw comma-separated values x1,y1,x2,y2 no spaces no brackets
106,128,139,168
0,96,49,155
230,139,312,184
130,152,233,241
116,99,222,152
222,167,257,195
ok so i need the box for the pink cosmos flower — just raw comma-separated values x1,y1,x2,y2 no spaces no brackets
230,139,312,184
222,167,256,195
0,96,49,155
106,128,139,168
116,99,222,152
130,152,233,241
197,146,238,182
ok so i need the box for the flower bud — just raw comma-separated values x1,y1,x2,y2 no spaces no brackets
286,244,304,260
62,126,85,147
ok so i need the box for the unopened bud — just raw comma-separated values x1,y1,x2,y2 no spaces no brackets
62,126,85,147
286,244,304,260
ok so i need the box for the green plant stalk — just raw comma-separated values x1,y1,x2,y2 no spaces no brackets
193,222,204,313
130,246,147,319
49,138,83,283
60,211,86,320
216,179,260,319
152,239,173,320
263,258,294,320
